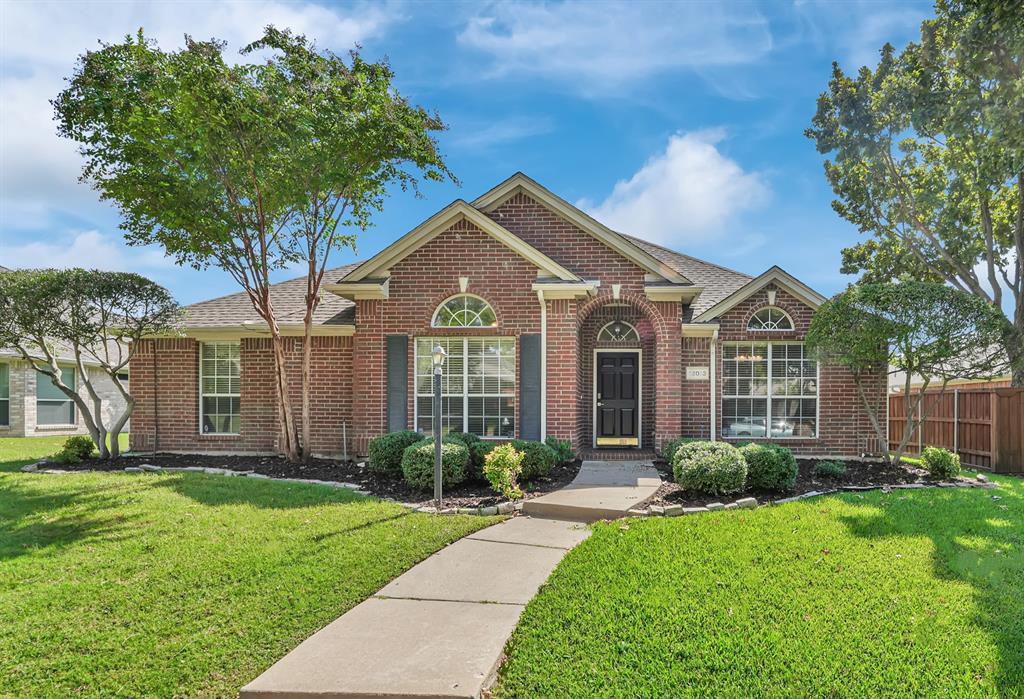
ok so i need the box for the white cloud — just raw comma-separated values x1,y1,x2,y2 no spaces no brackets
584,130,770,245
0,229,174,271
457,1,772,93
793,1,926,71
0,0,402,230
448,115,555,149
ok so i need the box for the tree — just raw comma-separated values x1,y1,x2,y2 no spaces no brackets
806,281,1009,465
806,0,1024,385
53,27,453,461
0,269,181,458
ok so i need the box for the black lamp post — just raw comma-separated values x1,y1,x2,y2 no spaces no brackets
431,344,447,510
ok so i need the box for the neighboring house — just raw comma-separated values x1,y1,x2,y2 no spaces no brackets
129,173,885,458
0,265,130,438
0,349,129,438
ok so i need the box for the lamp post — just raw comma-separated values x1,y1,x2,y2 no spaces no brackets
431,344,447,511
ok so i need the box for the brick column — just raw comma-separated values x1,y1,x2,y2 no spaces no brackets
545,297,579,448
652,300,683,451
352,299,385,455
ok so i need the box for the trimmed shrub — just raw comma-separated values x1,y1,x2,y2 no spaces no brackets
740,443,798,492
447,432,479,447
673,441,747,495
660,437,696,466
51,435,96,464
813,460,847,478
484,443,525,499
400,439,469,492
368,431,422,477
922,446,960,480
469,440,497,480
545,436,575,465
511,440,558,481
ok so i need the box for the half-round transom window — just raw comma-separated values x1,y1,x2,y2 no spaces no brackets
597,321,640,343
432,294,497,328
748,307,793,331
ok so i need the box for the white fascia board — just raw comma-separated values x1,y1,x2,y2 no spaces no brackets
324,278,390,301
177,323,355,340
691,267,827,323
645,285,703,303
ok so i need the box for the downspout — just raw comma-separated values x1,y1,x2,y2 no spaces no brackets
710,327,719,441
537,290,547,442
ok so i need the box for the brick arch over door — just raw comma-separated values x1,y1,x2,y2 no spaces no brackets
576,291,682,450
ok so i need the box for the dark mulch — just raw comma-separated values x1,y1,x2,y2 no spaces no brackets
56,452,582,509
645,457,980,508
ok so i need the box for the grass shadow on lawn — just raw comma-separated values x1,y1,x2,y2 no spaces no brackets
839,480,1024,694
0,477,140,561
150,471,365,510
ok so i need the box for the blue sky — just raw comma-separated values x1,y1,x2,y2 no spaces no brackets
0,0,934,305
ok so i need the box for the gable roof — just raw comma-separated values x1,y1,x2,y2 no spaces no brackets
472,172,692,286
624,235,752,317
691,265,827,323
183,264,358,331
336,199,580,284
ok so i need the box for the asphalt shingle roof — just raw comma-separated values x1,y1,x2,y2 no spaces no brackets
183,264,358,328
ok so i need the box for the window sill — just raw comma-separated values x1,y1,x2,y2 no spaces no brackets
200,433,242,438
34,424,80,431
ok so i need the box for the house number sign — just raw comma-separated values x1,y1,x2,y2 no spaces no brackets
686,366,709,381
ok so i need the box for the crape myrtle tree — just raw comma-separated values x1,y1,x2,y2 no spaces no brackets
806,281,1009,465
806,1,1024,385
0,269,181,458
54,27,453,461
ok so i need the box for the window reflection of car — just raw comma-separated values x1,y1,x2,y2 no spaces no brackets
771,419,794,437
724,418,766,437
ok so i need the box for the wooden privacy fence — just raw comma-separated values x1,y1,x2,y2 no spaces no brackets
889,387,1023,473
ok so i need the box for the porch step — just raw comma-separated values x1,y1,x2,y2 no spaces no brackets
522,460,661,522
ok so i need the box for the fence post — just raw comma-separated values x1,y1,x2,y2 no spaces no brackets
953,388,959,458
918,389,924,454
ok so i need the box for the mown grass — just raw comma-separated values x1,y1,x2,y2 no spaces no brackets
497,474,1024,698
0,436,497,697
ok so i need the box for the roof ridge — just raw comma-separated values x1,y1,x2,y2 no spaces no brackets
622,234,753,279
185,263,360,310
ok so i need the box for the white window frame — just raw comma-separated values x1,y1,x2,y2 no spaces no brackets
35,365,77,427
721,341,819,440
0,363,9,427
199,341,241,436
414,337,515,439
431,294,498,328
747,306,794,332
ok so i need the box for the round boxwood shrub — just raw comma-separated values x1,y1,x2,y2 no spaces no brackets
740,443,798,492
673,441,747,495
511,439,557,481
401,439,469,492
813,460,847,478
368,430,422,477
660,437,696,466
52,435,96,464
922,446,960,480
469,440,497,480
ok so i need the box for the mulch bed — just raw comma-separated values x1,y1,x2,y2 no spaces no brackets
56,452,582,509
645,457,984,508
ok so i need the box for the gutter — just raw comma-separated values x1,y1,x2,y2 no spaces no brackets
710,326,719,441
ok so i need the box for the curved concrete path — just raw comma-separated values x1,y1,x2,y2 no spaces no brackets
241,461,659,699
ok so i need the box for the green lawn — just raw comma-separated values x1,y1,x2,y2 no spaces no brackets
497,475,1024,698
0,436,497,698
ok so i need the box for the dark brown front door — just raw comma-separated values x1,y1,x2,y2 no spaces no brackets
596,352,639,447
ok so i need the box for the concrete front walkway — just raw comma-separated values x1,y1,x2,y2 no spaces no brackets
240,516,590,699
522,460,662,522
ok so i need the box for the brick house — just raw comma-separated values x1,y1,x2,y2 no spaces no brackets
129,173,885,458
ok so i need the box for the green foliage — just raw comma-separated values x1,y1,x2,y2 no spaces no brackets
673,441,748,495
447,432,479,447
922,447,961,480
511,440,558,481
367,431,422,477
807,281,1009,464
660,437,697,466
400,439,469,492
813,460,848,478
740,443,798,492
60,436,96,461
483,443,525,500
544,436,575,465
469,441,497,480
805,3,1023,384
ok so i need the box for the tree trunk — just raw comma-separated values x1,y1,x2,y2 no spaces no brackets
108,396,134,459
75,358,110,459
854,375,891,464
269,331,300,461
301,324,313,464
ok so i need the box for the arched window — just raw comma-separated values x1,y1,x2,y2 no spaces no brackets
748,307,793,331
432,294,497,328
597,320,640,343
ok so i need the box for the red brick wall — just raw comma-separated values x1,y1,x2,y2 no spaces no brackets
130,335,353,456
681,336,712,439
487,192,647,290
713,283,885,456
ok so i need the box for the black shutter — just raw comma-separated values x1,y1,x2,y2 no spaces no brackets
386,335,408,432
519,334,541,441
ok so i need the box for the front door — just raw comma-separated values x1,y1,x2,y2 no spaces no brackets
595,351,639,447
